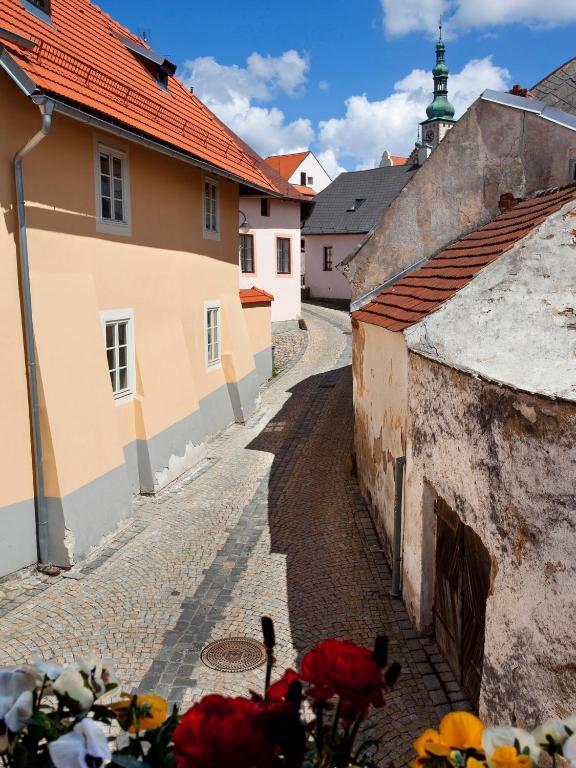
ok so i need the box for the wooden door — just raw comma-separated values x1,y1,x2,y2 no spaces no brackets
433,497,490,707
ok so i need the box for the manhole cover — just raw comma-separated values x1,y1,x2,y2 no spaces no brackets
200,637,267,673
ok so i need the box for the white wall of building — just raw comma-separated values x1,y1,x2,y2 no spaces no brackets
304,234,359,302
239,196,302,325
288,154,332,193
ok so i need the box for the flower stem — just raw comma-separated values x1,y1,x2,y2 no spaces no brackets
347,711,364,756
316,701,325,754
331,697,343,746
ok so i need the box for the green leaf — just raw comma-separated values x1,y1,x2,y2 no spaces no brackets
25,712,60,742
111,756,150,768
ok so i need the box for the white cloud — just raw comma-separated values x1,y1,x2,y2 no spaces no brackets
381,0,576,36
318,80,330,91
318,57,509,169
317,149,347,179
180,51,314,157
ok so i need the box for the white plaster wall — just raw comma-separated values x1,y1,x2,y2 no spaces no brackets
288,154,332,193
305,234,357,301
239,196,302,323
403,354,576,726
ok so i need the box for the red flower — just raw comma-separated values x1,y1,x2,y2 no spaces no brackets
301,639,385,710
173,694,275,768
266,669,300,702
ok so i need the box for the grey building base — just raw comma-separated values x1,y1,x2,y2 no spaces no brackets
1,361,264,574
254,346,272,384
0,499,37,577
272,319,300,333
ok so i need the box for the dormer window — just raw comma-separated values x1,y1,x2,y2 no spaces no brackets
115,32,176,91
20,0,52,24
347,198,366,212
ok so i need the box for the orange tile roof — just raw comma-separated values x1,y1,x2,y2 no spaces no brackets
239,287,274,305
0,0,304,199
353,184,576,332
390,155,408,166
292,184,316,197
265,152,310,180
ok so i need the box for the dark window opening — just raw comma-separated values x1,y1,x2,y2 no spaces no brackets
277,238,291,274
240,234,255,273
300,171,306,186
261,198,270,217
347,198,366,212
22,0,52,18
307,176,314,185
301,238,305,253
157,69,169,89
323,246,333,271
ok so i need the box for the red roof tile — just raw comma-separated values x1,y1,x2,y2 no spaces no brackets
353,184,576,332
292,184,316,197
390,155,408,166
265,152,309,180
0,0,304,199
239,287,274,305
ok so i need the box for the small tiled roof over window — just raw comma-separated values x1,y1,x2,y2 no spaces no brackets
0,0,304,199
239,287,274,305
353,185,576,332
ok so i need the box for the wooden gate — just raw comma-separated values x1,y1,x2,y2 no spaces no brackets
434,497,491,707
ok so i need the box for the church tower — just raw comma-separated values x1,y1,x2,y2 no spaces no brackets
420,23,456,150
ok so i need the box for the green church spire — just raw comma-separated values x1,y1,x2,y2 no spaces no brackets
425,21,455,121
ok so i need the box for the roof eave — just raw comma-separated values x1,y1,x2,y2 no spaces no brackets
481,89,576,132
0,44,39,97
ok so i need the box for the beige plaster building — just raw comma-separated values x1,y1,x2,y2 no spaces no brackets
345,90,576,723
0,0,302,576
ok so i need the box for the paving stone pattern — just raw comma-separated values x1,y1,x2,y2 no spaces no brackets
0,303,470,766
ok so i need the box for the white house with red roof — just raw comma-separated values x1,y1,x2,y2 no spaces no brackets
265,151,332,196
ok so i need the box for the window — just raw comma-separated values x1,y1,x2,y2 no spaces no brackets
277,237,291,274
157,69,169,89
100,310,134,401
29,0,48,8
323,246,333,271
203,178,219,238
95,143,131,235
301,238,305,253
300,171,306,186
307,176,314,185
21,0,52,21
240,233,255,273
347,198,366,212
205,302,221,368
261,198,270,217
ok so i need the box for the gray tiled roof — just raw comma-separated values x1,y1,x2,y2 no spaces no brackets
531,58,576,117
302,164,417,235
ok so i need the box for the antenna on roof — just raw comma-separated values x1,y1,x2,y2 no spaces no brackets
140,29,151,44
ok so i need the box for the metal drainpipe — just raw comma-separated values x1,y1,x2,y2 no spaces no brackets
390,456,406,598
14,95,55,566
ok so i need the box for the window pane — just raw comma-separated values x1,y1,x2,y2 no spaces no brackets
117,323,127,345
101,196,111,220
106,324,115,347
119,367,127,391
112,156,122,179
107,348,115,371
109,369,116,390
100,176,110,198
114,199,124,222
118,346,127,367
113,178,123,200
100,153,110,175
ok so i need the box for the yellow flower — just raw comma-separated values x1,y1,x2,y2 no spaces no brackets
439,712,485,752
109,692,168,733
467,758,487,768
490,746,532,768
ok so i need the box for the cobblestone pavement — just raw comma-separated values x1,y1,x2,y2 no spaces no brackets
0,304,470,766
271,327,307,376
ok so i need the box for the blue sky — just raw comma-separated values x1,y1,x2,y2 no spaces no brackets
98,0,576,173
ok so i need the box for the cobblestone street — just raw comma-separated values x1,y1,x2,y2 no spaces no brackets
0,303,470,766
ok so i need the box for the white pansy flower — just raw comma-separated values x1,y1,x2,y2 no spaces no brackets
48,718,111,768
0,669,38,752
32,658,67,681
483,726,541,761
53,672,94,711
533,720,570,749
76,655,114,698
563,734,576,768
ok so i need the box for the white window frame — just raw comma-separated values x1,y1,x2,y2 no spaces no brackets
100,309,135,404
204,300,222,370
94,140,132,236
203,176,220,240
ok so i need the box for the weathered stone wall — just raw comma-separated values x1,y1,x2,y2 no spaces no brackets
342,98,576,300
403,353,576,725
352,319,408,556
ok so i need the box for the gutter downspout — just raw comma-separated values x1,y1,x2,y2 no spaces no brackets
390,456,406,598
14,95,55,567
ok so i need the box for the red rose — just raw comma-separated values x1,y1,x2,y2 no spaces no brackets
173,694,275,768
301,639,385,710
266,669,300,702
